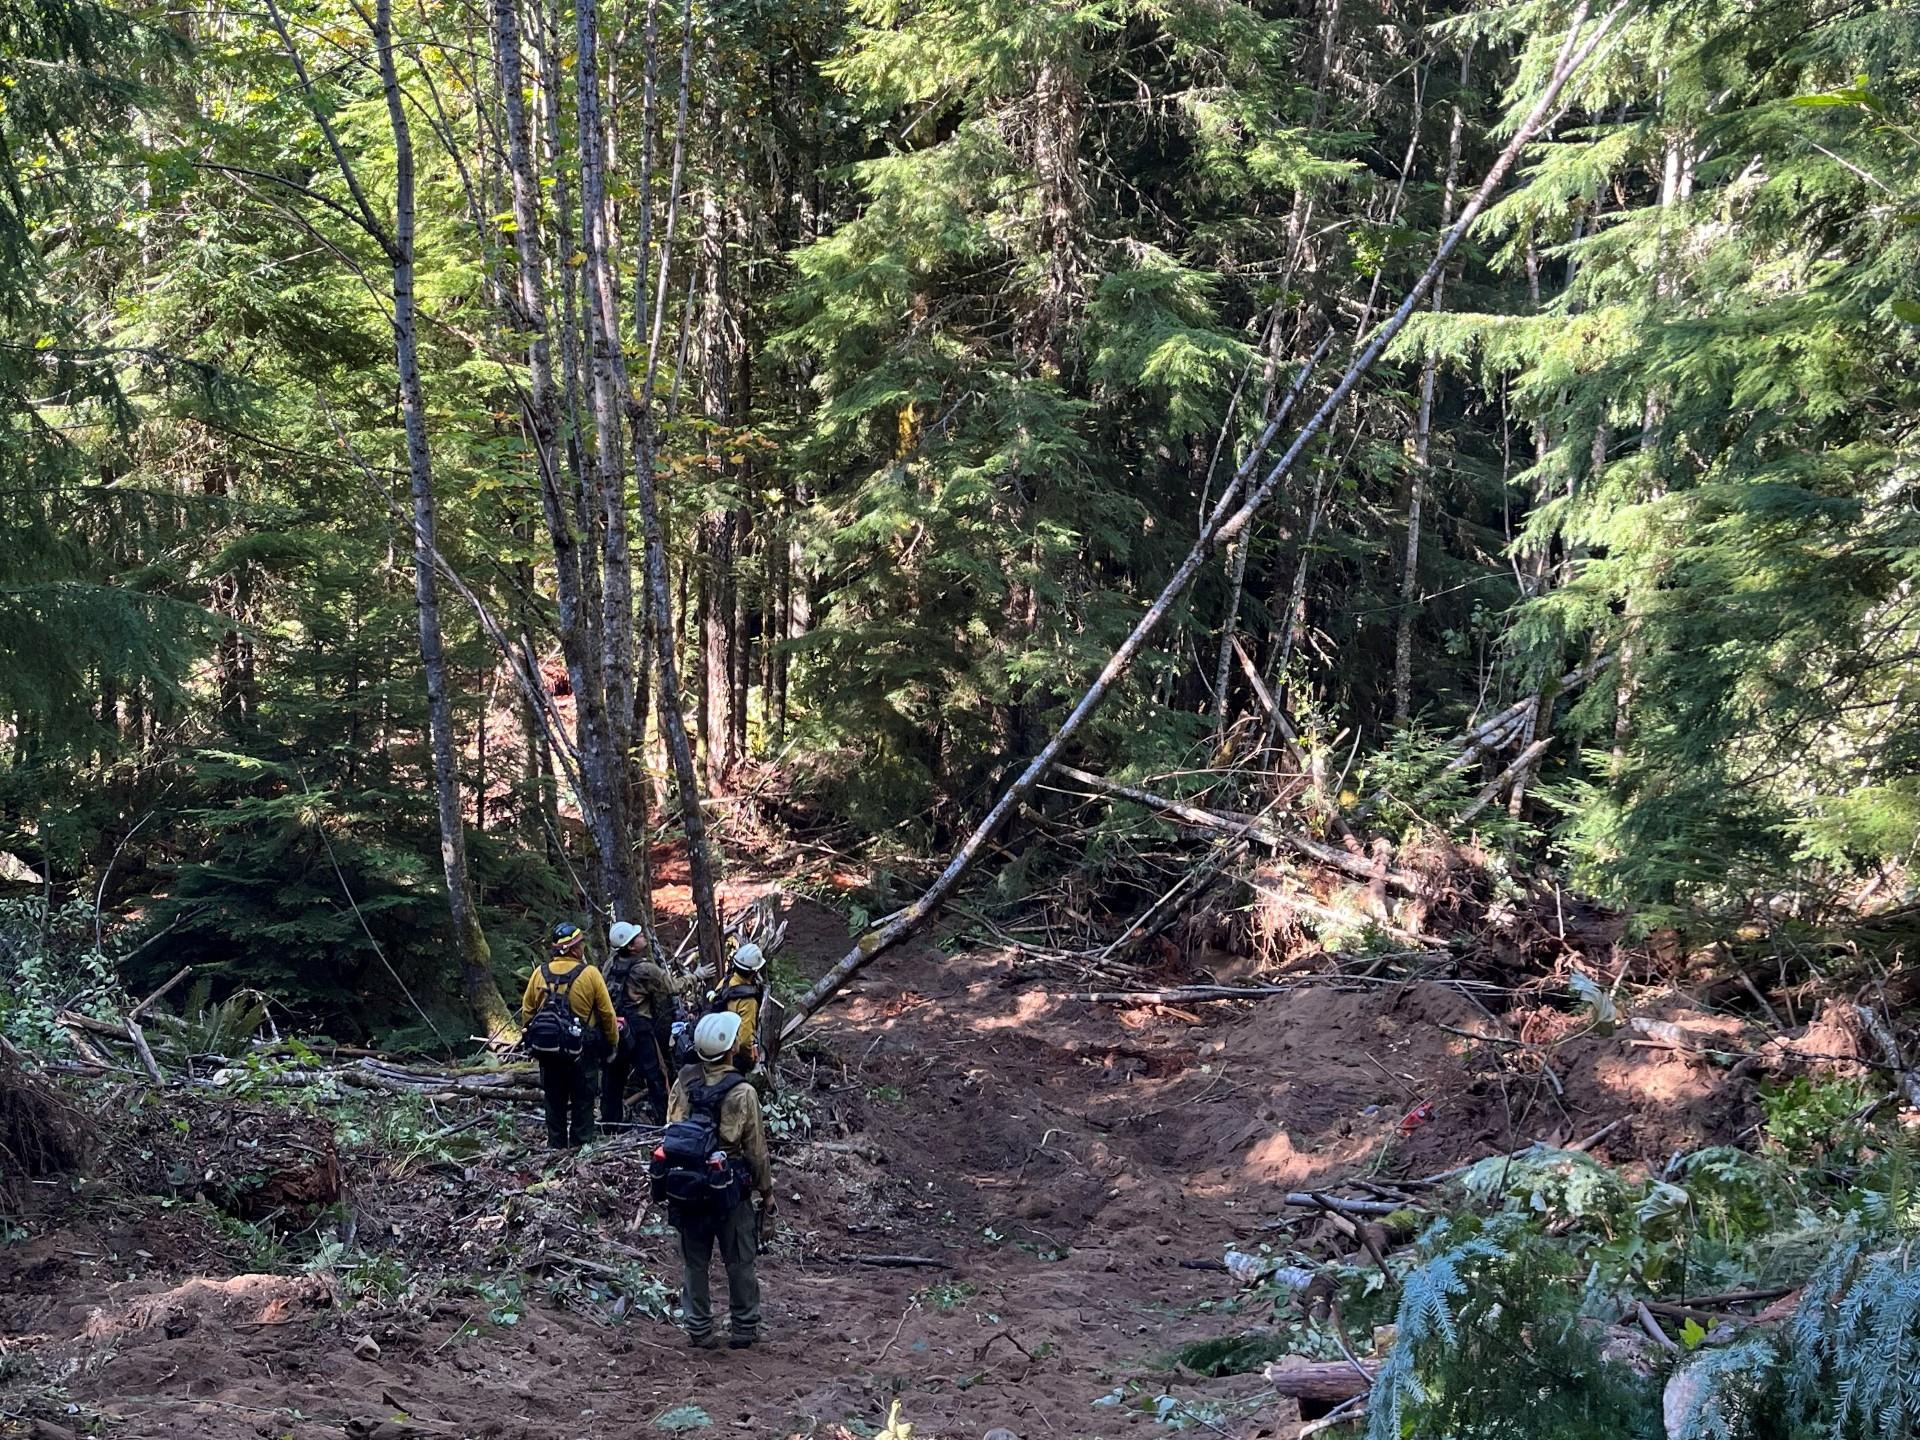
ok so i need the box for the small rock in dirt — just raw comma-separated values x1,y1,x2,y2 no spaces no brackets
983,1429,1021,1440
1154,1234,1171,1245
352,1333,382,1360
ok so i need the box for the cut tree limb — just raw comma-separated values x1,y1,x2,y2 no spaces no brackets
1229,636,1360,849
129,966,193,1022
124,1017,166,1086
1263,1359,1379,1403
777,0,1630,1039
1282,1192,1412,1218
1454,737,1554,824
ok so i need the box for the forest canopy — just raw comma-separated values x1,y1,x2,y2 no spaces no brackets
1,0,1915,1039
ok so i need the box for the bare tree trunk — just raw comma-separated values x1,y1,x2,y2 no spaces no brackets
574,0,643,918
696,111,739,788
360,0,511,1032
1392,45,1472,725
1209,309,1306,734
731,503,752,764
493,0,635,920
783,0,1626,1033
613,0,726,978
1615,126,1686,770
1030,54,1085,372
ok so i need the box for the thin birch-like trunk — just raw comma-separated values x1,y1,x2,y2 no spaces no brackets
379,0,512,1031
492,0,636,920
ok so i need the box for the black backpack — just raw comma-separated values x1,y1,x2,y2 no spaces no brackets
649,1069,749,1215
524,958,588,1057
602,957,641,1057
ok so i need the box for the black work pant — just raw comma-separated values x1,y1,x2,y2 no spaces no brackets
603,1035,668,1127
677,1201,761,1340
535,1052,599,1148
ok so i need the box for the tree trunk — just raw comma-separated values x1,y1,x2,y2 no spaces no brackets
1616,126,1687,771
696,122,739,788
574,0,642,919
372,0,512,1035
1030,55,1085,372
731,505,752,765
600,0,725,978
1392,45,1472,726
493,0,634,919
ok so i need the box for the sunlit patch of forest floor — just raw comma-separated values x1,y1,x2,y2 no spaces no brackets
0,882,1807,1439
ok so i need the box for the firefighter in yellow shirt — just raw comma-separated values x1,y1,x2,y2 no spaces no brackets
706,942,768,1073
519,921,618,1148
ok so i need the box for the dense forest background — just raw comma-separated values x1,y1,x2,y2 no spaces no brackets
3,0,1915,1042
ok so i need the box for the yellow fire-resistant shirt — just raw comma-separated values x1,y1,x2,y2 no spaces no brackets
711,968,764,1064
519,954,619,1050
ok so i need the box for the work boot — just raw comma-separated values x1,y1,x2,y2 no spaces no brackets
686,1331,721,1351
728,1332,757,1350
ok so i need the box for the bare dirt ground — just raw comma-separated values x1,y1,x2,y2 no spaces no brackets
0,880,1758,1440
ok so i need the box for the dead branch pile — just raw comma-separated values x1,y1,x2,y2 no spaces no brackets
114,1094,343,1222
0,1040,88,1203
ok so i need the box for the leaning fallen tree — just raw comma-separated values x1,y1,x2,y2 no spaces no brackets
783,0,1631,1038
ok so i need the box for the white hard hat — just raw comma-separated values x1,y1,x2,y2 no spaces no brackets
731,942,766,974
694,1010,743,1060
608,920,643,952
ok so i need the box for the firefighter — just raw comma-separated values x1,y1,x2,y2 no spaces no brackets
708,941,768,1073
519,921,618,1148
657,1011,775,1349
602,919,675,1125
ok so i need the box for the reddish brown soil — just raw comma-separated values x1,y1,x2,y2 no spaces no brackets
0,886,1763,1440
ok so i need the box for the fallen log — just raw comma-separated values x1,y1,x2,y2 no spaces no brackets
776,2,1629,1039
57,1010,131,1041
205,1064,544,1103
1064,964,1462,1007
1263,1359,1379,1403
1351,655,1613,822
58,1023,114,1069
1455,737,1553,824
1052,766,1426,892
1066,984,1317,1004
837,1253,953,1269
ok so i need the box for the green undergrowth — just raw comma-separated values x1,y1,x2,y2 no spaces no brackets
1195,1078,1920,1439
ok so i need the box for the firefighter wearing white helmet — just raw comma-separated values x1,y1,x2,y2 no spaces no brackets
601,920,675,1126
706,941,768,1074
663,1008,774,1349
